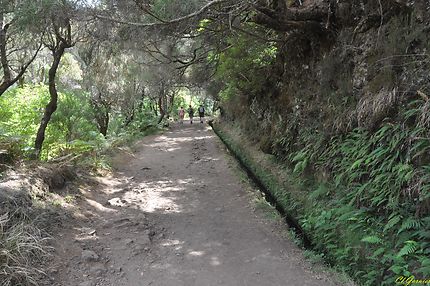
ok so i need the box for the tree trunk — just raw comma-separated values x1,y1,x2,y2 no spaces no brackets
93,104,110,137
0,13,11,82
40,66,46,83
150,100,158,116
34,45,65,158
0,13,41,96
124,110,135,127
137,87,145,112
0,12,12,96
92,92,111,137
18,75,25,87
157,92,165,124
167,92,175,119
99,109,109,137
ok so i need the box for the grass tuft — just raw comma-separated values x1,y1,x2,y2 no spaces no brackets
0,212,50,286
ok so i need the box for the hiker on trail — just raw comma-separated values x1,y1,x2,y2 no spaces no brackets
188,105,194,124
198,104,205,123
178,107,185,124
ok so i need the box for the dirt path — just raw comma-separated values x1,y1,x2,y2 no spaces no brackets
48,123,338,286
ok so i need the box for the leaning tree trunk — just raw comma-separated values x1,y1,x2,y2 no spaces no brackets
34,45,65,158
0,12,41,97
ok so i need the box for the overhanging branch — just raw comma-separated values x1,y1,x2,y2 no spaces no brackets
96,0,231,28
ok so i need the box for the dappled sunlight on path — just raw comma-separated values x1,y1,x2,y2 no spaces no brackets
48,122,338,286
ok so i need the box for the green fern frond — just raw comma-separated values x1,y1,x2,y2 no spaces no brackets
361,235,383,244
384,215,402,233
397,241,418,257
398,218,423,234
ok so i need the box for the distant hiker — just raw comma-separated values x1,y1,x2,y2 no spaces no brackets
188,105,194,124
178,107,185,124
198,104,205,123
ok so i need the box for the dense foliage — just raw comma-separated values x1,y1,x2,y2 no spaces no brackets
216,32,277,102
0,83,164,162
214,118,430,285
211,2,430,285
0,85,94,159
290,100,430,284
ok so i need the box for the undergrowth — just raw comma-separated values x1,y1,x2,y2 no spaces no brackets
0,212,50,286
0,84,164,165
0,111,164,286
213,97,430,285
287,99,430,285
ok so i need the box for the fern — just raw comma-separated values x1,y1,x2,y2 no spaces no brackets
309,184,329,200
291,150,308,162
389,265,407,275
397,241,418,257
349,158,364,171
398,218,423,234
293,159,308,174
417,258,430,275
214,97,430,285
417,230,430,239
371,247,386,259
383,215,402,233
361,235,383,244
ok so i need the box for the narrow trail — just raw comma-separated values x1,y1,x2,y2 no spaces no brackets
48,123,337,286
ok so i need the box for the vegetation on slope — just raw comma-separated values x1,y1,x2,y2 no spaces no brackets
213,118,430,285
211,2,430,285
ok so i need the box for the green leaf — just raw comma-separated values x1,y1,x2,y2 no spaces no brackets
397,241,418,257
361,235,383,244
388,265,405,275
383,215,402,233
371,247,386,258
398,218,423,234
349,158,364,170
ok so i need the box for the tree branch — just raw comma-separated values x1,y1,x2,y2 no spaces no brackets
95,0,230,28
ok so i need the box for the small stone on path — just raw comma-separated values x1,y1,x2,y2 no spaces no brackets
81,250,99,262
